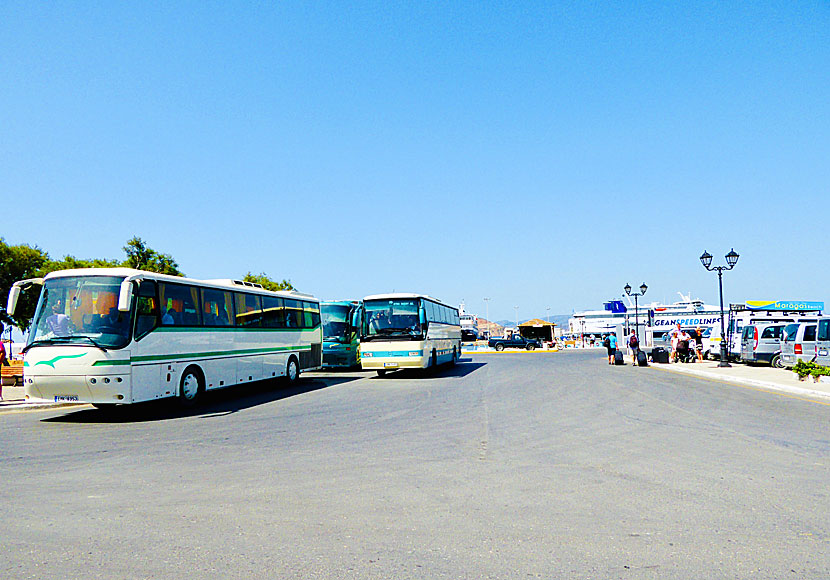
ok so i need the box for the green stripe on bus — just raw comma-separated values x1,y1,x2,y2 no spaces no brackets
153,326,320,333
91,360,132,366
131,344,311,363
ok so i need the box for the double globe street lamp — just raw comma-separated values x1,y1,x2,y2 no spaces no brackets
624,283,647,343
700,249,740,367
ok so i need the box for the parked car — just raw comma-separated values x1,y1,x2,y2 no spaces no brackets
488,335,541,351
461,329,479,342
740,322,787,367
780,322,818,369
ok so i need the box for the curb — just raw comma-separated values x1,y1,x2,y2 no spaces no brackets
650,364,830,402
462,350,559,355
0,401,90,413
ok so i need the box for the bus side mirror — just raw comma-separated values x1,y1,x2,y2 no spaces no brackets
118,280,134,312
7,286,21,316
7,278,44,316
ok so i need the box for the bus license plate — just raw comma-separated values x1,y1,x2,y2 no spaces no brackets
383,362,398,368
54,395,79,403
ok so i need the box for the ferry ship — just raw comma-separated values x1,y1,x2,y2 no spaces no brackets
458,302,480,340
568,293,722,338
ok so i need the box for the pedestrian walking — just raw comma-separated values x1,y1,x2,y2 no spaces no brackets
628,330,640,365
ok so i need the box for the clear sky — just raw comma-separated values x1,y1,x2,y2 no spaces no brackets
2,2,828,322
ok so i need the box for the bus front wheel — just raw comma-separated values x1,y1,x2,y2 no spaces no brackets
179,366,204,406
286,356,300,383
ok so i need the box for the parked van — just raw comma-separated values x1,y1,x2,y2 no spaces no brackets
780,322,818,369
815,317,830,367
740,322,788,367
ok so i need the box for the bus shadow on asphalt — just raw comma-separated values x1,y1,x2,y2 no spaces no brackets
41,376,362,424
372,361,486,380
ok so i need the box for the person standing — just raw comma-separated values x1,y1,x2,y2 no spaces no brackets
693,327,705,362
0,323,7,401
669,323,682,363
607,332,618,365
0,323,7,366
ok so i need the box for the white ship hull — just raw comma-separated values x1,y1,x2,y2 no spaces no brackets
569,295,722,336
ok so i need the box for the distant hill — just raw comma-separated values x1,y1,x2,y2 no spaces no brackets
494,314,571,328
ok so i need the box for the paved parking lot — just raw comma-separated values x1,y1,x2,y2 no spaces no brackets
1,351,829,579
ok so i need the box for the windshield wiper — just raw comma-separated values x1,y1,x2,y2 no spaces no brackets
70,335,108,351
22,335,107,354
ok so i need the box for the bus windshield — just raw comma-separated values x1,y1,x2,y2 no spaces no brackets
322,303,352,343
27,276,132,350
364,298,422,340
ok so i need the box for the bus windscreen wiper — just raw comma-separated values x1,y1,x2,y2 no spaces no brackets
22,335,106,353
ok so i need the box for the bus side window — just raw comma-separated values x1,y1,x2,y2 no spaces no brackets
135,281,159,340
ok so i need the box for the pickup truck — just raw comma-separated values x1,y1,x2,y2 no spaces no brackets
487,335,540,351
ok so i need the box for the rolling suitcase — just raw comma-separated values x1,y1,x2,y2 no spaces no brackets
651,347,669,364
636,350,648,367
614,350,625,365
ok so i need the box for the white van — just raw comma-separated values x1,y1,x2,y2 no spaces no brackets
740,322,788,367
816,317,830,367
780,322,818,369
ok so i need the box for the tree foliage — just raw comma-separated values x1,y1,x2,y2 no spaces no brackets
122,237,182,276
242,272,295,292
2,237,296,332
0,236,183,330
0,239,49,332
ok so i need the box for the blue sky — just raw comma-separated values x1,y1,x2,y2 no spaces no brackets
2,2,828,322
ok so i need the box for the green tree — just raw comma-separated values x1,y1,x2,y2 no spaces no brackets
123,237,183,276
242,272,295,292
44,255,121,273
0,238,50,331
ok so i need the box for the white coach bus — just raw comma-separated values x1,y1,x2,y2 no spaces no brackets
360,293,461,376
7,268,322,407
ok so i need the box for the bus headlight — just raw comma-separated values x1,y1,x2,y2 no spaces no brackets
409,351,420,356
363,352,373,357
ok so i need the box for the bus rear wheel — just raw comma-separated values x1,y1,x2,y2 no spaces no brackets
179,366,204,406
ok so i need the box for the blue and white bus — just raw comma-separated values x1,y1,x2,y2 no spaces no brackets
7,268,322,407
360,293,461,377
321,300,363,368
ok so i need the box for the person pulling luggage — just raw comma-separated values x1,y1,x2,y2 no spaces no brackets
628,330,640,365
605,332,617,365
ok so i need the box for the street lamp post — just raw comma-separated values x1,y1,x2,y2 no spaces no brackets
624,282,648,344
580,319,585,348
700,249,740,367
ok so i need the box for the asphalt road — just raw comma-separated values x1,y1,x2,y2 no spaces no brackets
1,351,829,579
